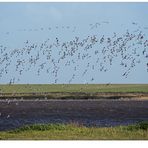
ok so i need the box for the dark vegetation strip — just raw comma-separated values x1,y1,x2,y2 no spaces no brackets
0,91,148,100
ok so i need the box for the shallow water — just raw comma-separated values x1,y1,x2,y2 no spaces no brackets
0,99,148,131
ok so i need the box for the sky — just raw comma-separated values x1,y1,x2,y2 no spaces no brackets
0,2,148,84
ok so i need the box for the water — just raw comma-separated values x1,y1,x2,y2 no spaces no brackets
0,99,148,131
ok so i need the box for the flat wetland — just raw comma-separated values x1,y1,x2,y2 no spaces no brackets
0,84,148,94
0,84,148,139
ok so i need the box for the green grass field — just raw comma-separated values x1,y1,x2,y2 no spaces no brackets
0,122,148,140
0,84,148,94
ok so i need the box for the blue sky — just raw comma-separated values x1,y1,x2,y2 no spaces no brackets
0,2,148,84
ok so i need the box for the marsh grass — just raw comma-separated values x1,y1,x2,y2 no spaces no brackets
125,121,148,131
0,122,148,140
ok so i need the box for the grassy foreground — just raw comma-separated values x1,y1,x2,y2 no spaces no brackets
0,84,148,93
0,122,148,140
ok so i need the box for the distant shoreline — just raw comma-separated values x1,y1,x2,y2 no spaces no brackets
0,84,148,100
0,92,148,100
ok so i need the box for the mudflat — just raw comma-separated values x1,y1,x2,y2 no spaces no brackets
0,98,148,131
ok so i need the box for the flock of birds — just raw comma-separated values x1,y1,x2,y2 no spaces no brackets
0,21,148,119
0,21,148,85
